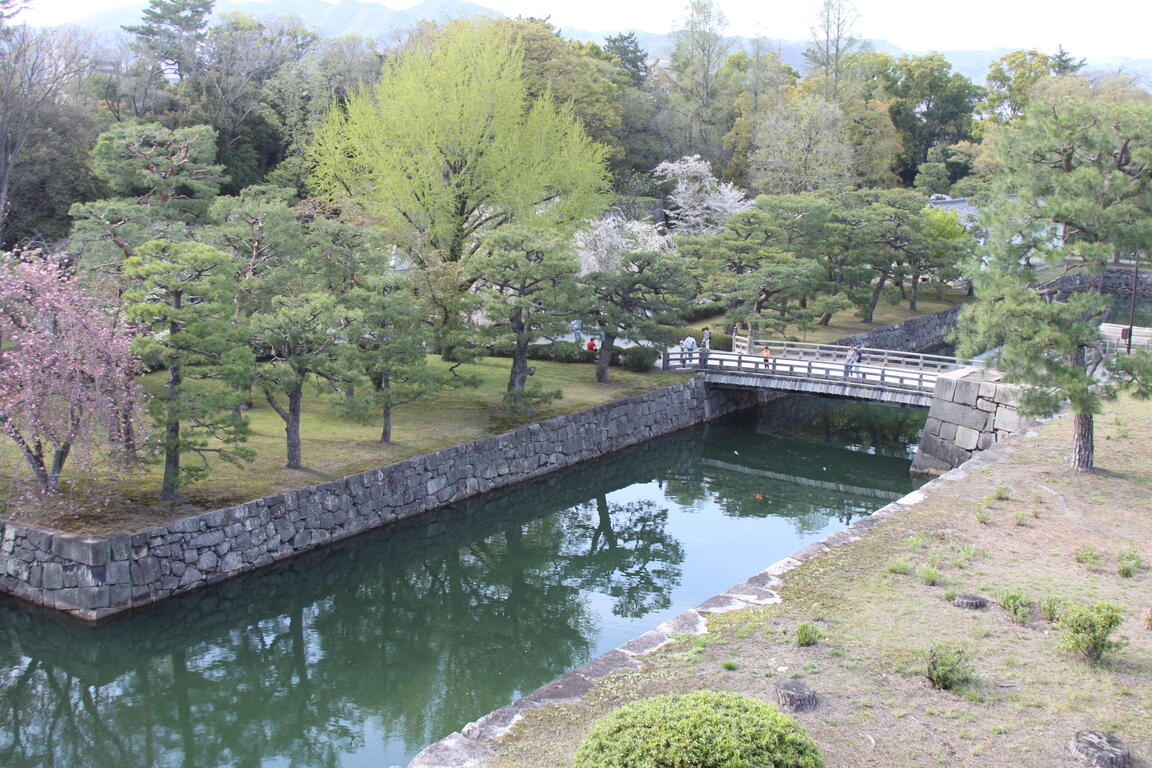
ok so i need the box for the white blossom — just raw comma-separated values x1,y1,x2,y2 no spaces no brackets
652,155,753,236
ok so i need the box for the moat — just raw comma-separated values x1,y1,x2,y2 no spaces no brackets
0,396,926,767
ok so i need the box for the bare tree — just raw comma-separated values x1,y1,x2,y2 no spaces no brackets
804,0,860,102
0,25,91,243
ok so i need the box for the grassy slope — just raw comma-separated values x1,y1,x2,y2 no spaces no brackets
489,397,1152,768
686,289,972,346
0,356,687,533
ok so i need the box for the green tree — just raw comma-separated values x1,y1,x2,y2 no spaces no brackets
123,0,214,83
883,54,982,185
751,93,855,194
982,49,1054,122
661,0,736,167
603,31,648,88
957,77,1152,470
122,239,253,500
309,19,608,265
465,223,584,400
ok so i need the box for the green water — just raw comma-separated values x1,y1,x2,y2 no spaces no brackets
0,396,924,768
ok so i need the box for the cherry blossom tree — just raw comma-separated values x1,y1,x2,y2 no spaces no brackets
652,155,752,235
0,253,143,495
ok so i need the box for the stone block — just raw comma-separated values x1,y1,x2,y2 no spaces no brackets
931,400,992,432
939,422,958,441
975,397,997,412
977,432,995,450
933,375,957,401
51,536,109,567
994,407,1020,433
955,426,980,451
953,377,980,406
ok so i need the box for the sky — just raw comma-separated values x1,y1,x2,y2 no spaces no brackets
20,0,1148,61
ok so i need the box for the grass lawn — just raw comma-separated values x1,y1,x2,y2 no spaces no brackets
0,355,687,533
686,288,973,347
486,397,1152,768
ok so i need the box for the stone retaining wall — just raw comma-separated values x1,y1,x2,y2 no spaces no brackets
0,378,763,621
1039,267,1152,300
833,305,961,352
911,368,1024,473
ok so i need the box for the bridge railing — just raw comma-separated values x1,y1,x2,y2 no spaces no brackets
663,349,939,394
731,335,978,372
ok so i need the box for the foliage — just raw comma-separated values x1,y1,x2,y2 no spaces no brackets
999,587,1034,624
752,94,855,194
309,19,608,264
1057,600,1126,664
1116,546,1145,578
918,564,943,586
795,622,821,646
653,154,752,235
618,345,663,373
572,690,825,768
1073,545,1102,566
924,644,973,690
0,254,143,495
122,239,254,499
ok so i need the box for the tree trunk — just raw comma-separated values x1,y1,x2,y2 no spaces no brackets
596,334,617,383
909,271,921,312
285,377,304,469
863,270,890,324
160,352,183,501
379,371,392,444
1071,411,1094,471
507,309,532,392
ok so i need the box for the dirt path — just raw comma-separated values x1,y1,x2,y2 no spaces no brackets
488,399,1152,768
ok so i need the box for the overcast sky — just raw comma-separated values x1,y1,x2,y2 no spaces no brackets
21,0,1148,61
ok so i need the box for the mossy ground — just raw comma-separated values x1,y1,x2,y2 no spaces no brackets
488,397,1152,768
0,356,687,533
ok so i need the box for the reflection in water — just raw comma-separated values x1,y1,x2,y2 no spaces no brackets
0,396,924,767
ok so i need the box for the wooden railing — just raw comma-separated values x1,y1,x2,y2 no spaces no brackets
663,348,941,394
730,336,979,373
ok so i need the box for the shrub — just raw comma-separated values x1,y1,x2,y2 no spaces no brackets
918,565,944,586
1074,545,1102,566
682,301,727,323
999,588,1033,624
1116,547,1146,578
796,622,821,646
886,558,913,575
1057,600,1127,664
975,506,990,525
1038,596,1064,623
993,486,1010,501
572,691,825,768
924,644,973,690
619,344,662,372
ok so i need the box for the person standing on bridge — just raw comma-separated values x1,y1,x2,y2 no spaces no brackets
844,344,862,377
702,327,712,350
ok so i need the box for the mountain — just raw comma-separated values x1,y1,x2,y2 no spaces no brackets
53,0,1152,84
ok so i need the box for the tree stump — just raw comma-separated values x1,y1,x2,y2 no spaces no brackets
775,679,817,712
1070,731,1131,768
952,593,989,610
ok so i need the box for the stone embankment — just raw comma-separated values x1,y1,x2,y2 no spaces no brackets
911,368,1023,474
0,379,762,621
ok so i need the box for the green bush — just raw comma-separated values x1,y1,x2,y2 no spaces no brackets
999,587,1034,624
1073,545,1102,566
1116,546,1146,578
1038,596,1064,623
795,622,821,647
682,301,727,323
924,644,973,690
1057,600,1127,664
619,345,662,372
572,691,825,768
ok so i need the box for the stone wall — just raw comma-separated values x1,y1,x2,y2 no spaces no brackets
1038,267,1152,300
833,305,961,352
911,368,1024,474
0,378,762,622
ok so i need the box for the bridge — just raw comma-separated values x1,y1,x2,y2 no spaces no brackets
663,340,980,408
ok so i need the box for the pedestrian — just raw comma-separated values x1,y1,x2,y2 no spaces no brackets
702,327,712,350
845,343,862,376
680,335,697,362
586,338,597,352
571,319,583,342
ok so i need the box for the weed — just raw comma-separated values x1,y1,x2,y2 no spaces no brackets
955,544,985,566
999,587,1034,624
918,565,944,586
1116,546,1146,578
1057,600,1127,664
1074,545,1102,566
925,644,973,690
975,507,991,525
1033,493,1046,505
991,724,1009,735
943,589,958,602
904,532,928,550
886,558,913,575
1145,608,1152,632
829,648,844,658
1038,596,1064,623
1013,511,1031,526
721,660,737,671
993,486,1011,501
795,622,821,647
